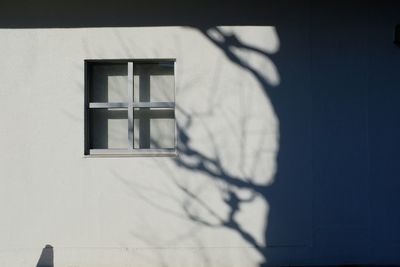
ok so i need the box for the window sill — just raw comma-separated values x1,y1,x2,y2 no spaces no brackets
84,148,177,158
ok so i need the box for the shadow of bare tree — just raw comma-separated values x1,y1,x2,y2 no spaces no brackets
167,26,282,266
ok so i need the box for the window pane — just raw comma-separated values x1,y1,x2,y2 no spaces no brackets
134,108,175,149
134,62,174,102
90,109,128,149
89,63,128,102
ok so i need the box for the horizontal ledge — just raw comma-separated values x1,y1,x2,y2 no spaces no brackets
90,102,128,108
89,102,175,108
88,148,177,157
85,58,176,63
135,102,175,108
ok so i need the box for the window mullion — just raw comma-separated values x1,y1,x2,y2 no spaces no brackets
128,62,134,150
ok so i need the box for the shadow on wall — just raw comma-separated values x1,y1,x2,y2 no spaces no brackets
114,23,311,267
175,26,280,262
36,245,54,267
162,3,400,264
0,0,289,28
106,23,308,267
169,25,311,267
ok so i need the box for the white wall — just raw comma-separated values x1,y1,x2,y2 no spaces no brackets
0,26,280,267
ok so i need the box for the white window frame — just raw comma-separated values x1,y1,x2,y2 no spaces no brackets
84,59,177,157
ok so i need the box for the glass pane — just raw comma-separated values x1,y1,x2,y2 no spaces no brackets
90,109,128,149
89,63,128,102
134,62,174,102
134,108,175,149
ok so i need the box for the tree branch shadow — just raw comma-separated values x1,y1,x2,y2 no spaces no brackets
168,26,280,266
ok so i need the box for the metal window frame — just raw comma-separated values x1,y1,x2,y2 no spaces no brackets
84,58,177,157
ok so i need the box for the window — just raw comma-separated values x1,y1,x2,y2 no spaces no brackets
84,59,176,156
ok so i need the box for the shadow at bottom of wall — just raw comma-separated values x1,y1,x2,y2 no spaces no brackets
36,245,53,267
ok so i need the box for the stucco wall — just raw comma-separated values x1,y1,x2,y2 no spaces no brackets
0,25,282,267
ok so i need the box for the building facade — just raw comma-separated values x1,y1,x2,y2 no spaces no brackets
0,1,400,266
